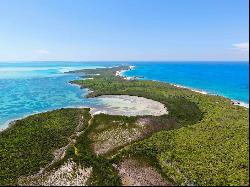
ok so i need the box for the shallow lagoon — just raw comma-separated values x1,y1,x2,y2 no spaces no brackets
0,62,106,129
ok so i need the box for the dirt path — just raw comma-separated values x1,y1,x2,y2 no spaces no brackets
18,112,93,186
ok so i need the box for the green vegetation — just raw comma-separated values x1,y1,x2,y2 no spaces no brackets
64,112,179,185
68,65,130,78
0,108,90,185
71,66,249,186
65,114,122,186
0,66,248,186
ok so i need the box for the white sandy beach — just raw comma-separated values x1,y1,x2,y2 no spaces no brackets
171,83,249,108
115,65,135,79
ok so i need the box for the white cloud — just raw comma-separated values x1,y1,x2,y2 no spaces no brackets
233,42,249,52
34,49,50,55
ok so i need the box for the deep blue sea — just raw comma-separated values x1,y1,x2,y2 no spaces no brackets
124,62,249,103
0,61,249,129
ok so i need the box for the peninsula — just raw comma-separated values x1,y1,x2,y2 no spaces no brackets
0,66,248,186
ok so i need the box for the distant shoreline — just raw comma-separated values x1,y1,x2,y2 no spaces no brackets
118,65,249,109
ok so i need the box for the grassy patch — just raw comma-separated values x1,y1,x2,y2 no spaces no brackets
0,108,90,185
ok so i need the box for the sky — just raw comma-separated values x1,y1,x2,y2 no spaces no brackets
0,0,249,61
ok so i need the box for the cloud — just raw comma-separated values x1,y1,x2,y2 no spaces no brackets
233,42,249,52
34,49,50,55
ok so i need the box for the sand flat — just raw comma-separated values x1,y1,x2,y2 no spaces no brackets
90,95,168,116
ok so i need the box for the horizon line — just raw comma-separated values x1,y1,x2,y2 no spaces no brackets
0,60,249,63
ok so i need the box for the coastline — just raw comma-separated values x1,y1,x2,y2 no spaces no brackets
1,65,249,186
0,104,91,133
118,65,249,109
1,64,248,132
171,83,249,108
0,75,95,132
115,65,135,78
1,111,45,133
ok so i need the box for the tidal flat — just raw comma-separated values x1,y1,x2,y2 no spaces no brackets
90,95,168,116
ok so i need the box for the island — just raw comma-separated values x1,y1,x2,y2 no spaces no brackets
0,66,248,186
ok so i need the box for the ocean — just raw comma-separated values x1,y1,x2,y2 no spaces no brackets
0,61,249,129
124,62,249,103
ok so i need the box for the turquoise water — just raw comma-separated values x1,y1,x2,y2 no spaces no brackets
0,62,109,129
0,61,249,129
